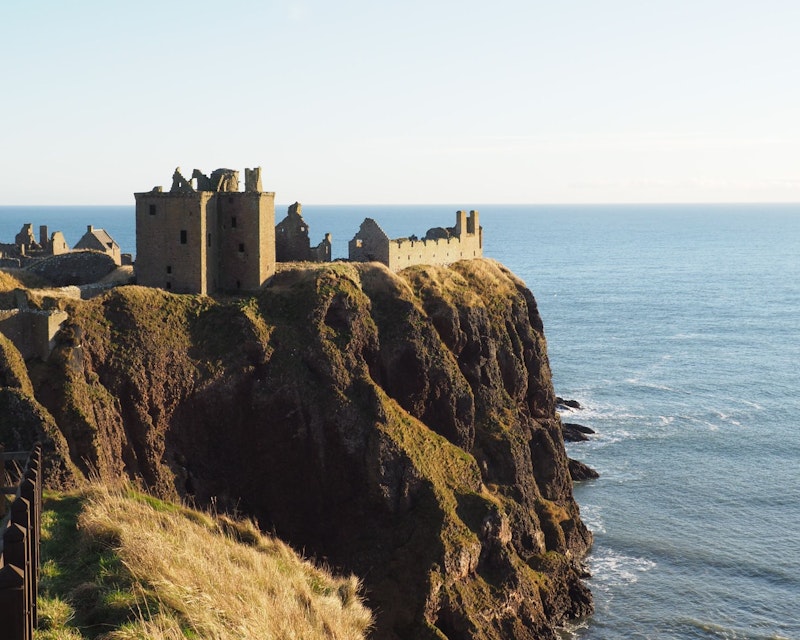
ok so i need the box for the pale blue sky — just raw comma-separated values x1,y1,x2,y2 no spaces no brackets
2,0,798,204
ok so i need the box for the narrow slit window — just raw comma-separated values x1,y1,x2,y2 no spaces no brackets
238,243,245,253
149,204,156,215
180,230,187,244
231,216,237,228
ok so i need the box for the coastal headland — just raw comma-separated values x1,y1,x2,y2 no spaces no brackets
2,258,593,639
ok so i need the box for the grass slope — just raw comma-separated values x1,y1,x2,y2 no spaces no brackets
37,484,372,640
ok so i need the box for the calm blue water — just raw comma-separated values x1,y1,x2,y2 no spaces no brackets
2,203,799,639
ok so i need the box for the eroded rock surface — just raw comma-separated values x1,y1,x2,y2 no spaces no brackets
20,259,592,639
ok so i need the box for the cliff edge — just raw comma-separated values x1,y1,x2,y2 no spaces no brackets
23,258,592,639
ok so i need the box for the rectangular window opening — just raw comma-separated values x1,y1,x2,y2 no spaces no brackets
180,230,187,244
166,265,172,274
149,204,156,216
231,216,237,228
238,243,245,253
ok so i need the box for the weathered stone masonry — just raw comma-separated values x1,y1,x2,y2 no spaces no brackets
349,209,482,270
135,167,276,295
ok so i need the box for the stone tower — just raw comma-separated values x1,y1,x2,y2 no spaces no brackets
134,167,276,295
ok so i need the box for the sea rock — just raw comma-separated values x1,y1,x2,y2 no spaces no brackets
17,258,593,640
556,396,582,410
562,422,596,442
568,458,600,481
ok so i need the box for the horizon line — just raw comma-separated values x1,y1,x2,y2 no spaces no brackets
2,201,799,208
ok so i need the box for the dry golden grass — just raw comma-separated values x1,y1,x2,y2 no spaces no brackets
0,267,50,291
40,485,372,640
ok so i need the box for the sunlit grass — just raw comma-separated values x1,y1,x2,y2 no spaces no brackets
37,485,372,639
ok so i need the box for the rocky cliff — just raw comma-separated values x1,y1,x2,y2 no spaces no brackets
15,259,592,639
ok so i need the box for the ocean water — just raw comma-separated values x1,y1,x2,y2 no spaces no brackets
1,203,799,638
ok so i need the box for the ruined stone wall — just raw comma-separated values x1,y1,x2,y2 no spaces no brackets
0,309,68,361
135,191,214,294
216,192,275,292
50,231,70,256
310,234,332,262
348,218,391,265
386,230,482,270
350,211,482,271
275,204,331,264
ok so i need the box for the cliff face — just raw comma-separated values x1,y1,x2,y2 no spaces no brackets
26,259,592,639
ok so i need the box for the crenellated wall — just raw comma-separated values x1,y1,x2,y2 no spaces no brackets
349,210,482,271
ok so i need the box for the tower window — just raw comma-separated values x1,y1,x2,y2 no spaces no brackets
180,230,187,244
166,265,172,274
231,216,237,228
238,243,245,253
149,204,156,215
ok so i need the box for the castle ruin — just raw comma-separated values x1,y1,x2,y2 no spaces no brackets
349,210,482,271
0,224,71,268
133,166,484,293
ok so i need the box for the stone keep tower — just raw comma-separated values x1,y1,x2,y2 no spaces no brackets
134,167,276,294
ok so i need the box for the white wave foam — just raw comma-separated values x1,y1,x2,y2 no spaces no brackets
588,549,656,589
578,504,605,534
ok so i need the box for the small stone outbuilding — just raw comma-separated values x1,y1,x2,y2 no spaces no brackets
74,225,122,265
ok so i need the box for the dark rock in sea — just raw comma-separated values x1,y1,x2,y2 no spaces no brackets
569,458,600,481
562,422,596,442
556,396,582,410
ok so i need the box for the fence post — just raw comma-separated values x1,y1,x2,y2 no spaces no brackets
19,477,37,637
26,447,41,630
0,562,26,640
0,442,6,521
2,521,29,640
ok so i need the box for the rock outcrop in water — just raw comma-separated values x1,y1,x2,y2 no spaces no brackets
10,258,592,639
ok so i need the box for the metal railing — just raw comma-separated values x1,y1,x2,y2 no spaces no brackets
0,444,43,640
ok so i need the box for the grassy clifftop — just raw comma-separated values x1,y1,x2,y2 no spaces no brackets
11,258,592,640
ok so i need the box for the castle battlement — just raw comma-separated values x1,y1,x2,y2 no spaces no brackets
349,210,482,271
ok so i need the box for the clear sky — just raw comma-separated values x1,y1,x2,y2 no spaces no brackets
2,0,798,205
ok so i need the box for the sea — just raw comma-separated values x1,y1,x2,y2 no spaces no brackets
1,203,799,639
